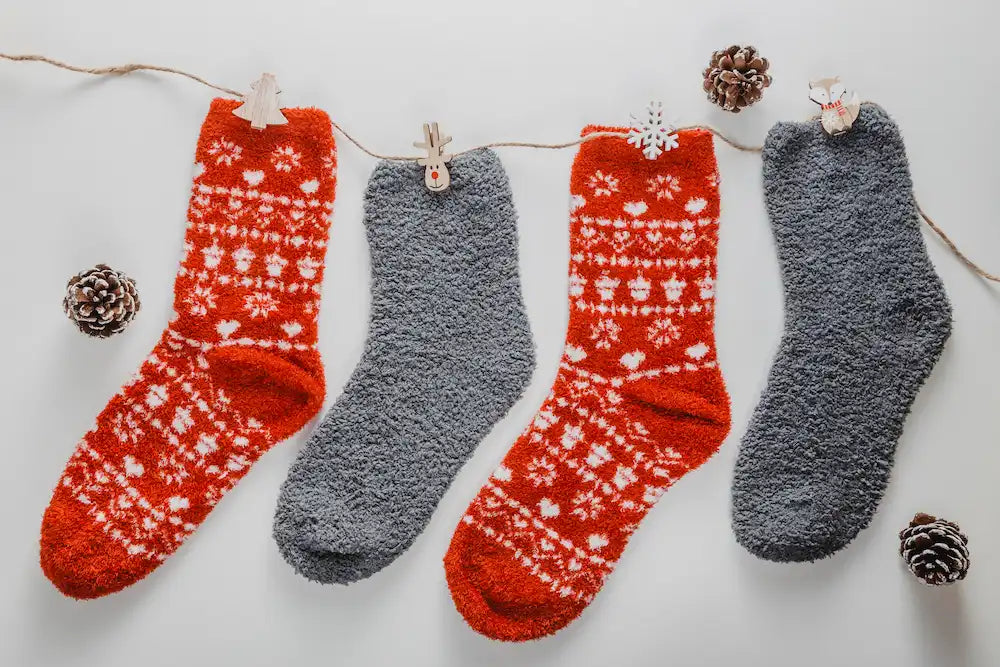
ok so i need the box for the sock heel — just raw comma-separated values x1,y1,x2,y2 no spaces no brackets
206,347,325,442
623,380,730,427
622,381,731,463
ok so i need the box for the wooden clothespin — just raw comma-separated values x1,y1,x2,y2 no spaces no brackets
627,101,679,160
809,77,861,136
413,122,453,192
233,73,288,131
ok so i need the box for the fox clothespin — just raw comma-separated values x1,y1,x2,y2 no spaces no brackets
809,77,861,136
414,122,453,192
233,73,288,131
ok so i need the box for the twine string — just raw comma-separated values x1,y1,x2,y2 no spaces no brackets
917,204,999,282
2,52,995,283
0,53,770,159
0,53,243,97
328,120,415,162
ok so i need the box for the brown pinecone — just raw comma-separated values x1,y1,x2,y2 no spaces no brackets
63,264,140,338
702,45,772,113
899,513,970,586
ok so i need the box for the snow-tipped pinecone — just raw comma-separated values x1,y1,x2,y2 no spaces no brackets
63,264,140,338
702,45,772,113
899,513,970,586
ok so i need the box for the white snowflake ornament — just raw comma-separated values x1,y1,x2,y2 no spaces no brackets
627,101,679,160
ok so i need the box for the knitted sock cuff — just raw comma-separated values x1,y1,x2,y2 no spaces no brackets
760,104,931,290
363,149,516,235
762,103,913,198
196,98,337,203
575,125,718,185
571,125,720,228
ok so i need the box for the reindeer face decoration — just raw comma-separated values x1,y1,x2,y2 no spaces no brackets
413,122,453,192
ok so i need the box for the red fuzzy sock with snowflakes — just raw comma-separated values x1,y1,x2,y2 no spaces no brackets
40,99,337,598
444,126,731,640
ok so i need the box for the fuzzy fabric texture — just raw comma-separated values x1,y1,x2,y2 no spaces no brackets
445,127,731,641
273,149,535,584
730,104,952,563
40,98,337,598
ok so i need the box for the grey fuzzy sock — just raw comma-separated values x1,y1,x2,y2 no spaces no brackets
273,149,535,583
731,105,952,562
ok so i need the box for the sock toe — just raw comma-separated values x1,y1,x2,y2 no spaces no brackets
40,485,158,598
444,524,586,641
732,478,864,562
273,498,399,584
276,538,384,584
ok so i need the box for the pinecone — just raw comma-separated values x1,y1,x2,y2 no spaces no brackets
63,264,140,338
899,513,970,586
702,45,772,113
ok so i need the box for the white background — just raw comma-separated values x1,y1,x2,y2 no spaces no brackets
1,1,998,665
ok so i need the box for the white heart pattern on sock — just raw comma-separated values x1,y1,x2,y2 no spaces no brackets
243,170,265,186
619,350,645,370
538,498,560,518
216,320,240,338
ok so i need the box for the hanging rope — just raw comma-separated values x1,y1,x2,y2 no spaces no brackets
1,52,995,283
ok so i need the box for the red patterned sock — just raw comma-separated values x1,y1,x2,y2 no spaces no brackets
444,127,731,640
40,99,336,598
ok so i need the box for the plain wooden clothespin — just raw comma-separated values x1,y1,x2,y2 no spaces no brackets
233,73,288,130
413,122,453,192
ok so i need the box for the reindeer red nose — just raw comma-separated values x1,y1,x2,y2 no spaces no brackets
431,171,439,180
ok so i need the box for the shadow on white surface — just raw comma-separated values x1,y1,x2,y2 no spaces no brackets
907,578,970,667
18,552,159,666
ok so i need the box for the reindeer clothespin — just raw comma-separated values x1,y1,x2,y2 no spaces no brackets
233,73,288,131
413,122,453,192
809,76,861,136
